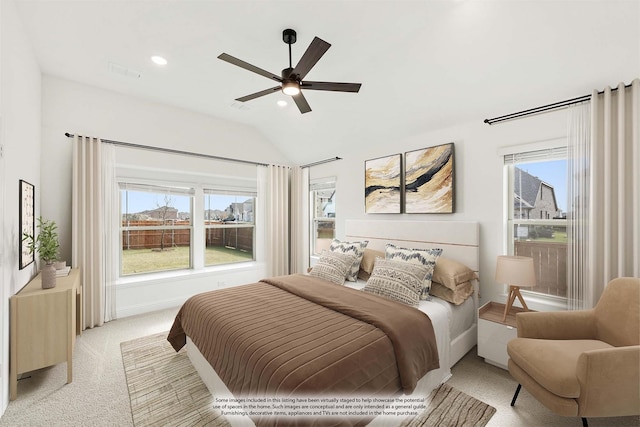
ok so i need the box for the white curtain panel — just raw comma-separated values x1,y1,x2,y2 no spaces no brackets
289,167,309,274
102,144,117,322
569,80,640,309
72,135,116,328
264,164,291,277
567,103,591,310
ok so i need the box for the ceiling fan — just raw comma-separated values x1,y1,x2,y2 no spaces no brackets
218,29,362,114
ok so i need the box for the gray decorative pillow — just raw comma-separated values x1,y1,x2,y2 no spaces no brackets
363,258,428,307
385,244,443,300
310,250,357,285
329,239,369,282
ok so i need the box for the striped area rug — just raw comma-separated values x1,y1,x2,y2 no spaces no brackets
121,332,230,427
121,332,495,427
400,383,496,427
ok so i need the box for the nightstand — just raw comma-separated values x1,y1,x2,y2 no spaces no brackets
477,301,529,369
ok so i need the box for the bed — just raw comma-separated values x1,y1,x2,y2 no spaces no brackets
168,220,479,427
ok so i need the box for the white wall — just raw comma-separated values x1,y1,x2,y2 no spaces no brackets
41,76,292,317
0,0,42,413
308,109,570,309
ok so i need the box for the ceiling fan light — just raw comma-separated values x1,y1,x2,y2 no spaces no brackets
282,81,300,96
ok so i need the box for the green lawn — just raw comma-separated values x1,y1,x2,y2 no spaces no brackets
531,231,568,243
121,246,253,275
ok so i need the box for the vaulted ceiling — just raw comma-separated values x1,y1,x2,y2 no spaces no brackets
14,0,640,164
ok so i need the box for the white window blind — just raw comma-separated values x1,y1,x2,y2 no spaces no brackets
119,182,195,196
310,178,336,191
504,147,567,165
204,188,257,197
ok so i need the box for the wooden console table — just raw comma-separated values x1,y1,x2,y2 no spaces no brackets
10,268,82,400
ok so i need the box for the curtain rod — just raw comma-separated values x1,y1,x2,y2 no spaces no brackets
65,133,341,169
64,133,268,166
484,83,632,125
301,157,342,168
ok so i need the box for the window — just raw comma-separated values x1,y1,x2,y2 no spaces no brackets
120,184,193,276
504,146,568,298
204,191,256,266
310,179,336,255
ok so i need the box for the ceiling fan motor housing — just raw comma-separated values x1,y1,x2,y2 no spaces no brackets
282,67,297,82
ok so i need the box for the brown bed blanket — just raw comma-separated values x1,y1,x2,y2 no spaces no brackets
167,274,439,398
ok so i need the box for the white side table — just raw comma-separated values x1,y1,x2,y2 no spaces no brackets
477,301,529,369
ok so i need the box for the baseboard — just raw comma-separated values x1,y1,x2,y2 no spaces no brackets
116,296,186,318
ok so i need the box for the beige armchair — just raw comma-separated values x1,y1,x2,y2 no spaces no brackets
507,277,640,427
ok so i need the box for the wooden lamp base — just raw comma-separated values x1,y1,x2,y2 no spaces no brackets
503,285,529,321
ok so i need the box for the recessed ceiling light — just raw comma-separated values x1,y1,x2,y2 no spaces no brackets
151,55,168,66
277,100,288,107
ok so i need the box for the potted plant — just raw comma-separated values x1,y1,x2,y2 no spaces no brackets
23,217,60,289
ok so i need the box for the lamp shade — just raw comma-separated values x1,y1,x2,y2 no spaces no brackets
495,255,536,287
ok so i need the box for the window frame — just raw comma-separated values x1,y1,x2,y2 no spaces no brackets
500,139,569,308
203,191,256,267
119,183,195,276
118,180,258,279
309,178,336,256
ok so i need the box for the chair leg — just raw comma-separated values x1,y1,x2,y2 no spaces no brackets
510,384,522,406
581,418,588,427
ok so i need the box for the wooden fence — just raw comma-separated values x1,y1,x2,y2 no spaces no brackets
122,220,253,253
515,241,567,297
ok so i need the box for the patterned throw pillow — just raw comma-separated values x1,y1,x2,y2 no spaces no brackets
329,239,369,282
310,250,357,285
363,258,429,307
385,244,443,300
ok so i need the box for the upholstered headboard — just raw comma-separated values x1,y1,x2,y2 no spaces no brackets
344,220,480,275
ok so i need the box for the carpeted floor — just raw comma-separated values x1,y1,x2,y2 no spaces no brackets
2,307,639,426
121,332,495,427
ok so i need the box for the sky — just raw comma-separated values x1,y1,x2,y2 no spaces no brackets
121,191,243,214
517,159,567,212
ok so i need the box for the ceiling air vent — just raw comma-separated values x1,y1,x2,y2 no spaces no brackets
108,62,142,79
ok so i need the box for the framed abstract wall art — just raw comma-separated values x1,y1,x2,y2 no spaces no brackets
364,154,402,213
19,179,35,269
404,143,455,213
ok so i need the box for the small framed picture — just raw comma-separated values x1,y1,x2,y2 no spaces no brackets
19,179,35,269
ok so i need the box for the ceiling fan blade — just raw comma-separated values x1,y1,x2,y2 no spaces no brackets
301,81,362,93
218,53,282,83
292,92,312,114
236,86,281,102
291,37,331,80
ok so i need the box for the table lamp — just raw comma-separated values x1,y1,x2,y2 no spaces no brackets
495,255,536,321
